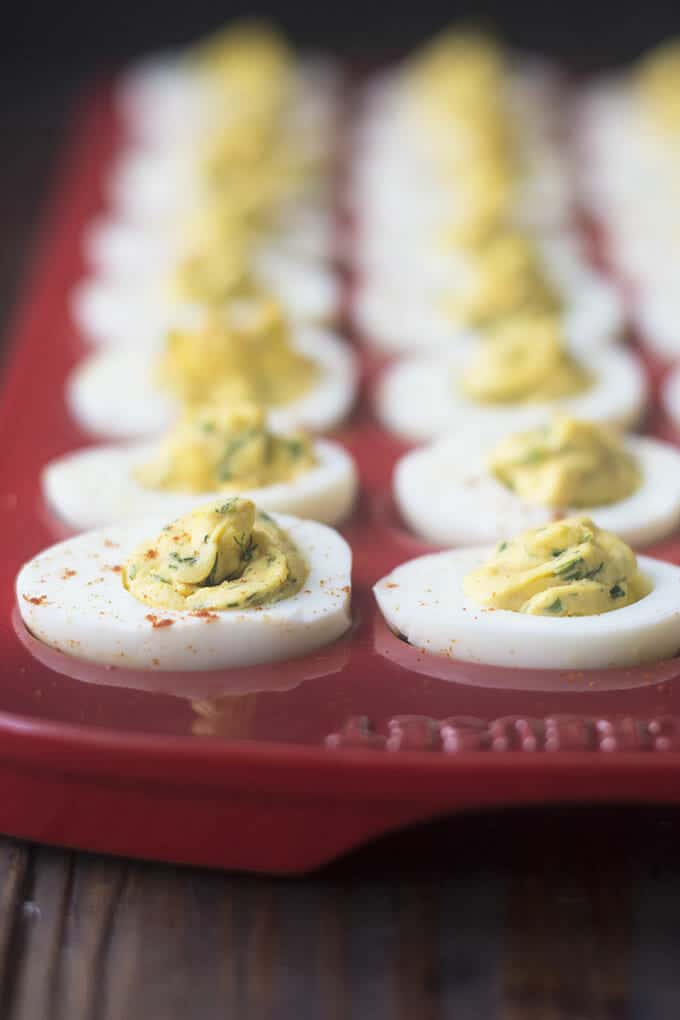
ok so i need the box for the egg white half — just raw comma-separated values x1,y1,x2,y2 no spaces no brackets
116,55,340,154
376,345,647,442
108,109,335,227
634,291,680,359
67,327,358,439
374,547,680,670
72,255,339,350
394,429,680,548
16,512,352,671
115,54,207,148
42,437,357,531
84,208,336,277
350,131,572,234
353,266,623,357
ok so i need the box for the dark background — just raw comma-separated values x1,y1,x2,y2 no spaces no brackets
5,0,680,95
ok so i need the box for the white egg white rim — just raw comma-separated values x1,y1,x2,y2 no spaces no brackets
374,547,680,671
16,513,352,672
72,258,341,351
66,326,358,439
352,273,622,356
42,437,358,531
394,432,680,549
375,344,647,442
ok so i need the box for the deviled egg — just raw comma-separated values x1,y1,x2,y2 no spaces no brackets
84,205,336,281
73,253,340,350
17,497,352,671
376,313,647,442
351,32,573,234
579,41,680,357
395,417,680,547
67,300,357,439
43,400,357,530
353,232,623,356
375,515,680,670
115,22,339,163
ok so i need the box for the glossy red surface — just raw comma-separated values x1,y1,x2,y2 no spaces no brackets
4,86,680,874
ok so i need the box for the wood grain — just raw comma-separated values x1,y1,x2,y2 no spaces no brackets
0,810,662,1020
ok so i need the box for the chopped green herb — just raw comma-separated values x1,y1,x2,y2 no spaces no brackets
584,562,604,580
553,556,587,581
518,448,546,465
170,552,198,566
216,499,237,515
610,583,625,599
152,574,171,585
497,541,508,552
284,438,305,458
204,557,220,587
128,564,138,580
264,432,274,464
551,549,564,557
234,533,257,564
546,598,563,613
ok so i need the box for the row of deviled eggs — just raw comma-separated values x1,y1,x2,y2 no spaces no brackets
21,24,360,673
366,33,680,671
579,39,680,429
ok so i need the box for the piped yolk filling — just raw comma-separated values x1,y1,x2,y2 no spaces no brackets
458,314,591,405
488,417,641,508
155,298,318,409
123,497,307,611
464,515,650,617
441,234,561,329
134,400,316,494
634,39,680,134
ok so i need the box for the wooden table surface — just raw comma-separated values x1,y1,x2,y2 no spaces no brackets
4,78,680,1020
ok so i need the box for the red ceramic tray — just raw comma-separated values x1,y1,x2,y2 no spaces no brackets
4,84,680,875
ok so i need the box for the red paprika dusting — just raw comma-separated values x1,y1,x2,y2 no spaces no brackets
145,614,175,629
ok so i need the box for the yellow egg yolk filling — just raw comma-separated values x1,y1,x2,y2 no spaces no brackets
123,497,307,612
458,314,591,405
407,30,507,118
442,234,561,329
634,39,680,134
489,417,641,509
464,516,650,617
190,21,294,118
169,233,252,305
134,401,316,494
175,23,325,295
156,297,318,409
